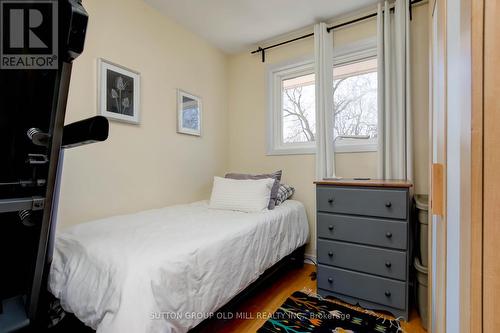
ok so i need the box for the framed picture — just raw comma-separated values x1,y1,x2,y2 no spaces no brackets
177,89,202,136
98,58,140,124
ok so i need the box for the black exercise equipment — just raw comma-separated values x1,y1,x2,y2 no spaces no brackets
0,1,106,331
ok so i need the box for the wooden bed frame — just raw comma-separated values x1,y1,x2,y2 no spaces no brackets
49,245,306,332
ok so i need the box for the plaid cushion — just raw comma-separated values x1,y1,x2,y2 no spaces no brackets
275,184,295,206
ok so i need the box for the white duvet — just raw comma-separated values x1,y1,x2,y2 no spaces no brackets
48,200,309,333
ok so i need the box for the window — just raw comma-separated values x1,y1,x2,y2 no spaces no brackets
268,60,316,155
268,40,378,155
282,73,316,144
333,57,378,152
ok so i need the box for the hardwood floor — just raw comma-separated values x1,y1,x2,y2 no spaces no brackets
196,264,427,333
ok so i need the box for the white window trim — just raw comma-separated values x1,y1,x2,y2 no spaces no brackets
266,38,379,155
333,37,377,66
267,56,315,155
333,37,378,153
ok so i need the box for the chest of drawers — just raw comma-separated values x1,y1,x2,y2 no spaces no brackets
315,179,412,320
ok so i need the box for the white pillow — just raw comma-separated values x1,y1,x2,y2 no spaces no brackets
209,176,275,213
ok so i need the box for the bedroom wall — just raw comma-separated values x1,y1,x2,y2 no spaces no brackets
226,20,379,257
57,0,229,227
227,4,429,257
411,3,430,196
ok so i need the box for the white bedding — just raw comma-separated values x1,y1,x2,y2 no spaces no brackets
48,200,309,333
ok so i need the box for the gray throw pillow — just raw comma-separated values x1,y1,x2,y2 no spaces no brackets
225,170,282,210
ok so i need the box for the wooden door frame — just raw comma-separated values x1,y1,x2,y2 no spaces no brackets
429,1,477,332
428,0,447,331
480,0,500,331
470,0,484,331
429,0,482,331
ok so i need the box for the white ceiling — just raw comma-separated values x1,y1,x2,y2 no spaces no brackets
145,0,379,54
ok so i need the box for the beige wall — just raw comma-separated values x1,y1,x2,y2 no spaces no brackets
227,37,316,255
57,0,228,227
336,152,378,178
227,20,379,256
227,7,429,256
59,1,429,259
411,4,430,195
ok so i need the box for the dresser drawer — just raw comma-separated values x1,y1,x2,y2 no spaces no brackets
317,265,406,310
317,213,408,250
317,186,408,219
317,240,407,280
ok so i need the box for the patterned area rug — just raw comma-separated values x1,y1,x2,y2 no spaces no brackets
258,291,402,333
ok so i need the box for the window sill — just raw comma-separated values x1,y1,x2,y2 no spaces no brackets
266,141,377,155
266,146,316,156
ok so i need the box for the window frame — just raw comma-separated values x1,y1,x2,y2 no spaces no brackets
267,57,316,155
266,38,379,156
332,37,378,153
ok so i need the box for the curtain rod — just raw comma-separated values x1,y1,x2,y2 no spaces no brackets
251,0,425,62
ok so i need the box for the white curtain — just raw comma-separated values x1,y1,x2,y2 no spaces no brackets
377,0,413,180
314,22,335,179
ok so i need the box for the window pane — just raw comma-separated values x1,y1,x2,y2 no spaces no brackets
333,58,377,141
282,73,316,144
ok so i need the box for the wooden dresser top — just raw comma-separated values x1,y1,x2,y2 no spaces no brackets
314,178,413,188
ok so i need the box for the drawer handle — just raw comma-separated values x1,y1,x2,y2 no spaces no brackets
385,201,392,208
328,251,334,257
386,232,393,238
385,290,392,297
385,261,392,268
328,198,334,204
328,277,333,283
328,225,334,231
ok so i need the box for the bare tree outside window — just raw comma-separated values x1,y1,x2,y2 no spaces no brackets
282,74,316,144
333,71,377,139
333,58,378,144
280,58,378,148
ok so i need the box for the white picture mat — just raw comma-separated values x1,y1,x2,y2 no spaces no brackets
98,58,141,124
177,89,202,136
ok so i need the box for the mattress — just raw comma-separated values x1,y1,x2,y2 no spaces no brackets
48,200,309,333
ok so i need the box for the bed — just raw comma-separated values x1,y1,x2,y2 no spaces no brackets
48,199,309,333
